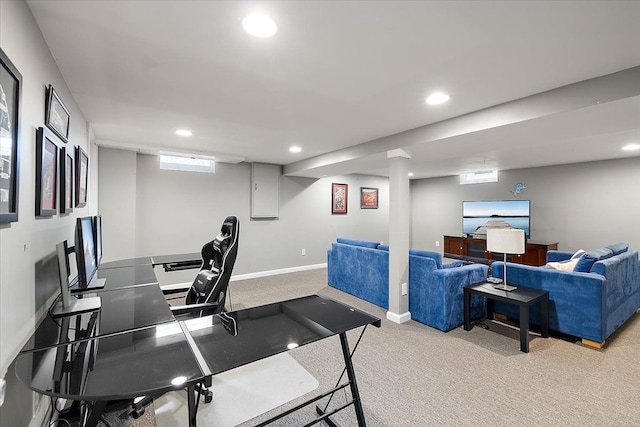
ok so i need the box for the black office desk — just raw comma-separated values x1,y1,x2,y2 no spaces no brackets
98,257,153,269
98,253,201,271
21,285,175,353
16,294,380,427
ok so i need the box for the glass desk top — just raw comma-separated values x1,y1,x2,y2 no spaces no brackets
16,322,203,401
21,285,175,353
98,257,153,269
184,294,381,375
151,253,201,266
94,265,158,291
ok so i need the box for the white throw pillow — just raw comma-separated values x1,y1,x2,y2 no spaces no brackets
547,258,580,272
571,249,586,260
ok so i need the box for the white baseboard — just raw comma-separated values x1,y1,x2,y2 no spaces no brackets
386,311,411,324
230,263,327,281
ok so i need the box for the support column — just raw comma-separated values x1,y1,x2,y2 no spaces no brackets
387,149,411,324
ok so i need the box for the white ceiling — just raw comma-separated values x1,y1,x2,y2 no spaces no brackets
27,1,640,179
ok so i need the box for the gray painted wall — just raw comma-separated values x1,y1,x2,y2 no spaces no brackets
411,157,640,253
98,150,390,276
0,1,96,425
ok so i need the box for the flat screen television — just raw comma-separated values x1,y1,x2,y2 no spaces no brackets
462,200,530,239
72,216,105,291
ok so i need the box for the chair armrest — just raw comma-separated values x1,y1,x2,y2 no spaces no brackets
170,302,220,316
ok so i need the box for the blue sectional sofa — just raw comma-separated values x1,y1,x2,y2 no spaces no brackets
492,243,640,346
327,237,489,331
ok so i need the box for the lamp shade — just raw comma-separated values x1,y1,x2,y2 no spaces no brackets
487,228,525,254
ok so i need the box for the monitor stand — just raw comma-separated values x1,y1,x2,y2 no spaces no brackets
51,296,101,318
70,276,106,293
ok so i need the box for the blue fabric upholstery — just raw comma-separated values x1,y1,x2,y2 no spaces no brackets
546,251,573,263
574,247,614,273
492,247,640,343
336,237,380,249
327,238,489,331
606,242,629,256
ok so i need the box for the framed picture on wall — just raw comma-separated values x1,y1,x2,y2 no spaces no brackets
75,145,88,208
45,85,70,143
0,48,22,225
332,183,348,214
360,187,378,209
59,146,73,214
35,127,59,217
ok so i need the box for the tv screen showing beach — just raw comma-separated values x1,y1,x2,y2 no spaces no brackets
462,200,530,238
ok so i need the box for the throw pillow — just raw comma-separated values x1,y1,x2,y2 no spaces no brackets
606,242,628,256
547,258,580,272
573,247,614,273
336,237,380,249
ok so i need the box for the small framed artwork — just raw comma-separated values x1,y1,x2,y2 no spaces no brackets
35,127,59,217
45,84,71,143
0,48,22,225
360,187,378,209
331,183,348,214
75,146,88,208
59,146,73,214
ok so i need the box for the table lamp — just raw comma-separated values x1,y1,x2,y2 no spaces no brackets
487,228,525,291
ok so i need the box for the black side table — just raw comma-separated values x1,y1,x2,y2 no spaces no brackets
464,282,549,353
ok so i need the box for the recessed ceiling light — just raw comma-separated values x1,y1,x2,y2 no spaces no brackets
408,172,414,177
242,14,277,38
289,146,302,153
622,143,640,151
426,92,450,105
176,129,192,137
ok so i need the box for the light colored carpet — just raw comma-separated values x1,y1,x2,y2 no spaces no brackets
154,352,319,427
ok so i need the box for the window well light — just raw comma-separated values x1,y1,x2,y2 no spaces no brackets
426,92,450,105
175,129,192,137
289,146,302,153
243,14,277,38
622,143,640,151
160,154,215,174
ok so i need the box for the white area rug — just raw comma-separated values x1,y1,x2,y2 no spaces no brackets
154,352,319,427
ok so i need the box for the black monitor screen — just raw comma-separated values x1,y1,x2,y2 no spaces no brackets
75,217,97,288
93,215,102,265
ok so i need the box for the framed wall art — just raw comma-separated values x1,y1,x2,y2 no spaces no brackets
35,127,59,217
75,145,88,208
360,187,378,209
45,84,70,143
59,146,73,214
331,183,348,214
0,48,22,224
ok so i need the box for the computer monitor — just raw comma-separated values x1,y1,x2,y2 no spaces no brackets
72,216,105,291
51,240,101,318
93,215,102,265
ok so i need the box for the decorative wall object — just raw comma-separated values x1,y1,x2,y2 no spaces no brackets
332,183,348,214
360,187,378,209
59,146,73,214
45,84,70,143
510,182,527,196
75,145,88,208
35,127,59,217
0,48,22,224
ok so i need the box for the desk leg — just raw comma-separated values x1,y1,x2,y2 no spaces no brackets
463,291,471,331
541,298,549,338
519,304,530,353
83,400,107,427
187,384,197,427
340,332,366,427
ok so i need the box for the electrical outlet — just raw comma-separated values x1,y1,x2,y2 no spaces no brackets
301,249,306,256
435,240,440,247
401,282,408,296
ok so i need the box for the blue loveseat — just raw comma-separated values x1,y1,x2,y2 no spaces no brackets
327,237,488,331
492,243,640,346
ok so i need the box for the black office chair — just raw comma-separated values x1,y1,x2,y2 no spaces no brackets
169,215,240,317
131,216,239,419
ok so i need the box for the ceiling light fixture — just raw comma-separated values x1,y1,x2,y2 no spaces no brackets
289,146,302,153
175,129,192,137
621,143,640,151
408,172,414,177
426,92,450,105
242,14,277,38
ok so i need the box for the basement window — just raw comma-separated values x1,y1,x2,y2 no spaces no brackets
459,170,498,185
159,154,215,173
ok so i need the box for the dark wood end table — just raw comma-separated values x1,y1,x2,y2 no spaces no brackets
464,282,549,353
